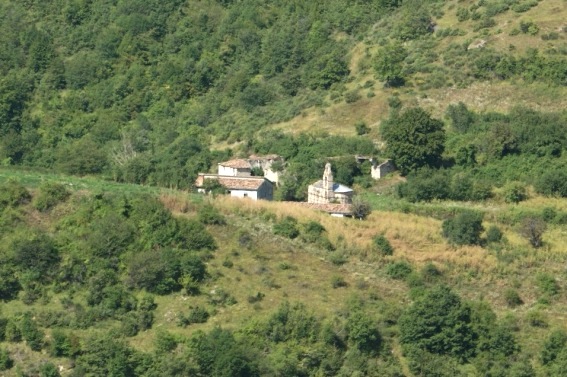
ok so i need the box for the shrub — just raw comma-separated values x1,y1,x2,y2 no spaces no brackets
198,204,226,225
386,261,413,280
373,234,394,256
0,180,31,210
328,251,348,266
442,210,484,246
398,168,450,202
208,289,236,306
352,196,372,220
127,249,182,294
302,221,326,243
0,349,13,371
178,306,209,327
541,330,567,365
33,182,70,211
39,362,60,377
21,313,44,351
486,225,503,243
178,219,217,251
273,216,300,239
355,121,370,135
526,310,548,328
536,273,559,297
502,182,527,203
345,90,361,103
11,232,60,279
504,289,523,308
519,217,546,248
331,275,347,288
535,169,567,197
421,263,442,283
347,311,381,353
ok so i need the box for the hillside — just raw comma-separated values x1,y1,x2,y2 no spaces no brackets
3,0,567,375
1,170,567,375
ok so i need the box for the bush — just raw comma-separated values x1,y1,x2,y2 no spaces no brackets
442,210,484,246
352,196,372,220
355,121,370,135
421,263,442,283
273,216,300,239
198,204,226,225
373,234,394,256
302,221,326,243
502,182,527,203
397,168,450,202
39,362,60,377
178,219,217,251
347,311,381,353
328,251,348,266
536,273,559,297
21,313,44,351
386,261,413,280
526,310,548,328
541,330,567,365
331,275,347,288
11,232,60,279
33,182,70,211
519,217,546,248
486,225,503,243
0,349,13,371
0,180,31,210
504,289,523,308
535,169,567,197
178,306,209,327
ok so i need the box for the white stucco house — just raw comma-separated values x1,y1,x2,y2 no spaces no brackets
195,173,273,201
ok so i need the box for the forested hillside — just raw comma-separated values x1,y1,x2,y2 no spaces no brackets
3,0,567,376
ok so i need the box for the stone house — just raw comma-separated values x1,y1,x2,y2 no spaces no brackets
195,173,273,201
308,163,353,205
370,159,396,180
248,154,284,185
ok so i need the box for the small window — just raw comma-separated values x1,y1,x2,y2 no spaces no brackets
243,193,248,197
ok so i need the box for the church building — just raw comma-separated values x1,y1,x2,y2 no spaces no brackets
307,163,354,205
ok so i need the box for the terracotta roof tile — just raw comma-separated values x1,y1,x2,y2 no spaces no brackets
287,202,353,215
196,174,268,190
218,159,252,169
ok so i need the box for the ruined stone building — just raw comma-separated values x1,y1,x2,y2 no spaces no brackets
307,163,353,205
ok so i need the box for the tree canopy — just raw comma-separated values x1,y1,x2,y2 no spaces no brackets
381,107,446,175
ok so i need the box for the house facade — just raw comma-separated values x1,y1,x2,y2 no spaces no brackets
307,163,353,205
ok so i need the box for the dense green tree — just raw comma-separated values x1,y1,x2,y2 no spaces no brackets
442,211,484,246
11,232,60,279
374,42,407,87
75,334,138,376
399,286,476,361
347,311,381,353
127,248,182,294
381,107,445,175
191,327,259,377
